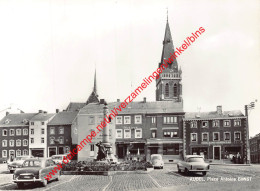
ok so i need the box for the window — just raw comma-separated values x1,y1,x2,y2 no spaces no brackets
31,129,34,135
116,116,122,124
234,132,241,141
202,133,208,142
2,150,7,158
163,116,177,124
224,132,231,141
151,130,156,138
2,140,7,147
41,138,44,143
23,150,28,156
16,139,21,146
213,132,220,141
163,144,179,155
16,129,21,135
65,146,70,153
90,145,95,157
224,120,230,127
2,129,7,136
50,127,55,135
50,137,55,144
135,115,142,124
165,83,169,97
89,116,95,124
173,83,177,97
41,122,45,125
39,128,44,135
16,150,21,157
9,140,15,147
151,117,156,124
191,133,197,142
124,129,131,138
31,138,34,144
191,121,197,128
163,131,178,138
23,139,28,146
124,116,131,124
10,129,15,136
116,129,122,138
23,129,28,135
213,120,219,127
202,121,208,128
135,129,142,138
59,137,64,144
234,120,241,126
31,122,34,125
59,127,64,134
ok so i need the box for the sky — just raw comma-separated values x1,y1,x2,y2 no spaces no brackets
0,0,259,136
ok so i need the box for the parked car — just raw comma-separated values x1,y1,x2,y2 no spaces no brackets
13,158,60,188
177,155,210,176
151,154,164,169
51,154,70,164
7,156,31,173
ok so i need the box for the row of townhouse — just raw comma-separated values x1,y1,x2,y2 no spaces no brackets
0,110,77,160
249,133,260,163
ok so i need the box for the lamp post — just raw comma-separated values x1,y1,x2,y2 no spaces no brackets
245,100,257,164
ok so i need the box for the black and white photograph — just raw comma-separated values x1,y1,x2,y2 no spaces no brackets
0,0,259,190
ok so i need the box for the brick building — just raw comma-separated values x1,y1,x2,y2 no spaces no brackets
47,111,78,158
0,113,36,159
183,106,247,161
250,133,260,163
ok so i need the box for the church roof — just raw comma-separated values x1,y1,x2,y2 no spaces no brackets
86,69,100,104
79,100,184,115
159,20,178,70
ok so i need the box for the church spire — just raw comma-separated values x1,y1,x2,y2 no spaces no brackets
86,68,99,104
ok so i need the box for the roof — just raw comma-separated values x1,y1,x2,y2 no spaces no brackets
48,111,78,125
30,113,55,122
184,110,244,120
0,113,37,127
66,102,86,112
79,101,184,115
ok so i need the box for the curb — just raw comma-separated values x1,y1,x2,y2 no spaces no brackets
209,163,251,166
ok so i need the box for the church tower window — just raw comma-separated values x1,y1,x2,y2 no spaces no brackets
173,84,177,97
165,83,169,97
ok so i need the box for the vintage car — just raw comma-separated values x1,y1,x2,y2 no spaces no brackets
7,156,31,173
177,155,210,176
51,154,69,164
13,158,60,188
151,154,164,169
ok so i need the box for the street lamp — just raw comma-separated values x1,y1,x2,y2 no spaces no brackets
245,99,257,164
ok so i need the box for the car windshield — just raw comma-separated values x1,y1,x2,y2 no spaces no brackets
151,156,162,160
52,156,63,160
23,160,42,167
187,157,204,162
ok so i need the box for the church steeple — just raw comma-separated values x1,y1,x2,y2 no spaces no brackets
86,69,99,104
156,17,182,102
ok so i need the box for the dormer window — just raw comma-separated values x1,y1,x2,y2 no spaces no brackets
4,119,10,124
23,119,28,124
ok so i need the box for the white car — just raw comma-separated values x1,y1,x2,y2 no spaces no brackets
151,154,164,169
7,156,31,173
51,154,70,164
177,155,210,176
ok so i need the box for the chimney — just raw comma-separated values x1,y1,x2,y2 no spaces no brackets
6,112,9,116
39,110,43,113
43,111,47,114
217,106,222,115
117,99,120,102
56,109,59,113
100,99,105,104
143,97,146,103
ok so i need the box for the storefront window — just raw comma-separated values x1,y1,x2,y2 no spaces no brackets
163,144,179,155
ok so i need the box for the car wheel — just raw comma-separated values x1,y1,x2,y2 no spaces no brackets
10,170,14,173
17,183,24,189
161,166,163,169
177,166,181,173
185,168,190,175
42,179,48,187
56,172,60,181
202,171,207,176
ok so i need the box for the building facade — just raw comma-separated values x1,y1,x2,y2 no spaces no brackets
250,133,260,163
0,113,36,159
29,112,55,158
47,111,78,158
183,106,247,161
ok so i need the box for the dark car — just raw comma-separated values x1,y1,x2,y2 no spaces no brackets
13,158,60,188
